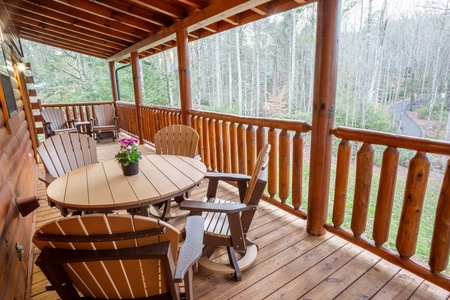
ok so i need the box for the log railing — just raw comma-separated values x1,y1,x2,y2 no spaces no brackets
115,103,312,217
188,109,312,218
328,126,450,291
116,101,181,142
191,110,313,217
40,101,113,124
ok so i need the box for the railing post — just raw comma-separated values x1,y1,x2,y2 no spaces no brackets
307,0,342,235
131,51,145,144
109,61,119,116
176,29,192,126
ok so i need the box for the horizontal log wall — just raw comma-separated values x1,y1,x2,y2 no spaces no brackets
328,126,450,291
0,45,36,299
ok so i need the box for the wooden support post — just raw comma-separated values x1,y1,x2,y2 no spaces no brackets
109,61,119,105
109,61,119,127
131,51,145,144
307,0,342,235
176,30,192,126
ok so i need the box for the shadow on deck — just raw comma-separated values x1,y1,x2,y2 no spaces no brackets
31,137,450,300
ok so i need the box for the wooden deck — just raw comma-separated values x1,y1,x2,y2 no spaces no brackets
31,137,450,300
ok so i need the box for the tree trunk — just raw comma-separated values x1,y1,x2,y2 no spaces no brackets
288,10,297,115
236,29,243,115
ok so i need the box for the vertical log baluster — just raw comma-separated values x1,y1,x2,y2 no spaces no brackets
208,119,217,171
69,107,75,125
86,106,91,122
429,159,450,273
202,118,211,170
196,117,204,161
351,143,374,238
292,132,303,210
223,122,231,173
256,126,265,154
237,124,246,175
396,151,430,259
246,125,256,176
80,106,86,121
268,128,278,198
159,113,164,131
230,123,239,173
333,139,352,228
151,111,157,140
279,129,290,204
215,120,223,172
373,146,399,247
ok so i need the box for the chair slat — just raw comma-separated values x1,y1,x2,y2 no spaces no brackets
33,214,194,299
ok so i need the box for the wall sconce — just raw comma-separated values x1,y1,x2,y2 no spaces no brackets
16,196,40,217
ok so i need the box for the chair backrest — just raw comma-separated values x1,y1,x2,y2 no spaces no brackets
38,132,98,178
41,108,69,131
94,104,115,126
243,144,271,204
33,214,181,299
154,124,199,158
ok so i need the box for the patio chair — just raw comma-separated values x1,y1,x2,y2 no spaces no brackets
37,132,97,215
150,124,200,219
41,107,77,138
33,214,204,300
180,144,270,281
91,104,118,142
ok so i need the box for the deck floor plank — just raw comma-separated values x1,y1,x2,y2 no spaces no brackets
334,259,401,299
31,136,450,300
372,269,424,300
301,250,381,300
265,242,365,300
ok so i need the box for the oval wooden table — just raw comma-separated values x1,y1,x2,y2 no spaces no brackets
47,154,207,216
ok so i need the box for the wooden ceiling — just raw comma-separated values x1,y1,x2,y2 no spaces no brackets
1,0,313,63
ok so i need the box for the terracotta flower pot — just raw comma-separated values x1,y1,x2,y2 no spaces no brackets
121,162,139,176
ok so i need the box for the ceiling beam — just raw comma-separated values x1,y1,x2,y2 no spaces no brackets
11,16,124,52
108,0,274,61
8,8,130,48
91,0,172,27
7,0,149,39
55,0,161,32
4,0,139,43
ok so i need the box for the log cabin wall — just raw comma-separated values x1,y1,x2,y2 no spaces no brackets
0,25,36,299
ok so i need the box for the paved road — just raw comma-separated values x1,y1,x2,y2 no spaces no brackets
394,101,422,137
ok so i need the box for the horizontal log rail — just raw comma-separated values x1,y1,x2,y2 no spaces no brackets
115,103,312,218
330,126,450,291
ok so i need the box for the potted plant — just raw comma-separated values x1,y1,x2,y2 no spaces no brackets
115,137,142,176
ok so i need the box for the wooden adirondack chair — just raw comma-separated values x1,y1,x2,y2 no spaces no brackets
37,133,97,215
41,107,78,138
150,124,200,219
33,214,204,300
91,104,118,141
180,144,270,281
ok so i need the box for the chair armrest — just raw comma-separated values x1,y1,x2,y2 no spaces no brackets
38,172,57,187
205,172,251,201
180,199,254,214
67,119,77,128
205,172,251,182
174,216,204,282
43,121,53,136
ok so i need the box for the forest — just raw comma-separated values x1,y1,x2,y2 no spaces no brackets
22,0,450,141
